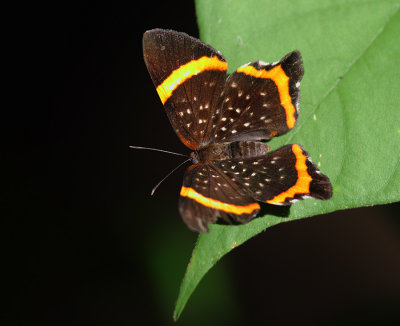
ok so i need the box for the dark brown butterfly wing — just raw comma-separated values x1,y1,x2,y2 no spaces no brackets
213,51,303,143
215,144,332,205
179,163,260,232
143,29,228,149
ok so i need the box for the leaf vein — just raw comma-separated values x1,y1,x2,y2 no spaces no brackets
286,7,399,143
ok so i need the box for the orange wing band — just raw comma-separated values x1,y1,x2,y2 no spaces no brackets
180,186,260,215
156,56,227,104
266,144,312,204
236,64,296,129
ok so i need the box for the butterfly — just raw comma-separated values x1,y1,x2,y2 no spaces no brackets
142,29,332,232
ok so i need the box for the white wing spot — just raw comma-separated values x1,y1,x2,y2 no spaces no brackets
235,108,241,113
231,130,237,134
251,172,256,177
193,96,197,101
186,122,192,128
221,117,227,121
296,81,300,88
179,111,184,117
246,94,251,100
230,118,235,122
280,175,285,179
199,105,203,110
260,116,266,120
265,178,271,182
253,161,259,165
238,90,243,97
224,97,230,103
260,92,266,96
221,127,227,131
231,82,237,88
205,103,209,109
209,81,215,87
244,122,250,127
186,108,191,114
258,183,264,187
199,119,203,124
244,182,250,186
228,106,233,110
231,165,236,169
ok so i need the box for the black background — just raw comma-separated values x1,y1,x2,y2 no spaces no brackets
9,2,400,325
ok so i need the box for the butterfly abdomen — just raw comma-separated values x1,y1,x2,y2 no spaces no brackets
196,141,269,162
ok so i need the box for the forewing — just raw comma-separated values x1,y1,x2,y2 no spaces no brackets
215,144,332,205
143,29,228,149
179,163,260,232
213,51,303,143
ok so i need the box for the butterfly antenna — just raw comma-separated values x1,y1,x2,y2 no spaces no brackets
150,158,191,196
129,145,188,158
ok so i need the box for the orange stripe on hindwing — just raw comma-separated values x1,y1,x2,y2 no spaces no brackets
156,56,227,104
266,144,312,204
180,186,260,215
236,64,296,129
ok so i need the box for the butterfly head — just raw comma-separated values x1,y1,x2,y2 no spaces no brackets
190,151,200,164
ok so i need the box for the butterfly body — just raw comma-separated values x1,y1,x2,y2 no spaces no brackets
142,29,332,232
193,141,269,163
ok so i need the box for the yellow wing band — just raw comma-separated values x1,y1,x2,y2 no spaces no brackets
236,64,296,129
156,56,227,104
180,186,260,215
266,144,312,204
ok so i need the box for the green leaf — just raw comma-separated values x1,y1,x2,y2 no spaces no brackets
174,0,400,320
